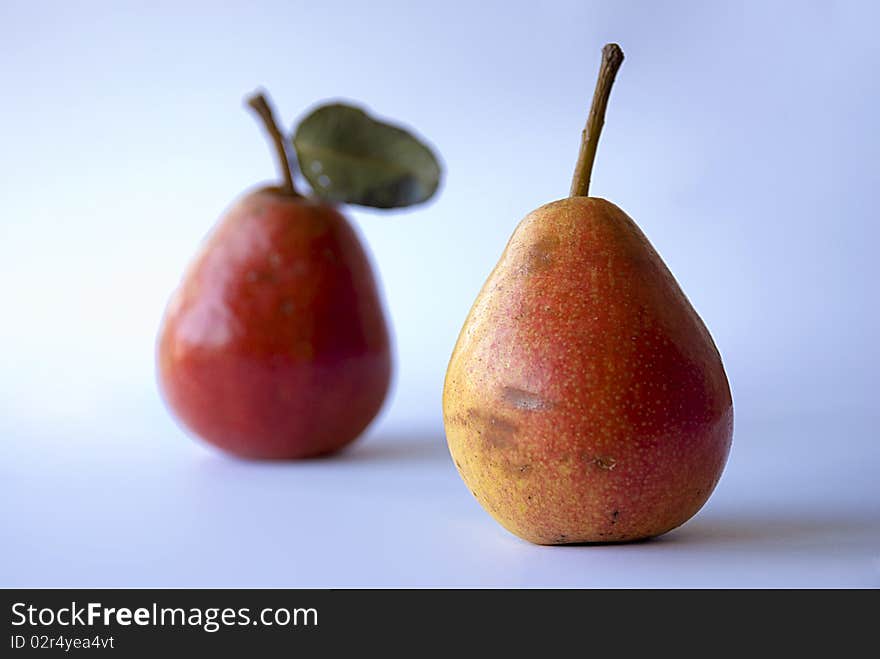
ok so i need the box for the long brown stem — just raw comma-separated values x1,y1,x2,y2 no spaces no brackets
246,90,299,196
570,43,625,197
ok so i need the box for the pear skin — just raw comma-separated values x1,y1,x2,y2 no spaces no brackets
443,197,732,544
158,189,391,459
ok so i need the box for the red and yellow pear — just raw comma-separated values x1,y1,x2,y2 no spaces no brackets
443,44,733,543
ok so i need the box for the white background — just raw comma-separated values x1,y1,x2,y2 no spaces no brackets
2,1,878,586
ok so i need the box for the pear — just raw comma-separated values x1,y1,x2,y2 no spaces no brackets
157,93,392,459
443,44,732,544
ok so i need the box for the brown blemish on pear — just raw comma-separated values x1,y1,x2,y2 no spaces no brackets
519,235,560,274
500,386,551,411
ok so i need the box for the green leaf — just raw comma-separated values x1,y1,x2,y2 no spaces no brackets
292,103,442,209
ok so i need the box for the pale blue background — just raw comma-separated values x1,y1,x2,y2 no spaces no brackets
1,1,877,586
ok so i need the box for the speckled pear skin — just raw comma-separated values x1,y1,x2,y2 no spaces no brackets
443,197,732,544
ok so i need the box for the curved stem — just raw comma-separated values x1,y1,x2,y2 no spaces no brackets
570,43,625,197
246,90,299,196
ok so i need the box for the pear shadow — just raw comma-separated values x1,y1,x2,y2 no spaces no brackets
658,511,880,551
541,512,879,549
186,428,451,467
549,536,660,548
333,430,451,464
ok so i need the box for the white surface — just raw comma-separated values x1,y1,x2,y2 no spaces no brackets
3,410,877,588
1,2,878,588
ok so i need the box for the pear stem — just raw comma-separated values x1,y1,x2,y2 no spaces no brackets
570,43,625,197
246,90,299,196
